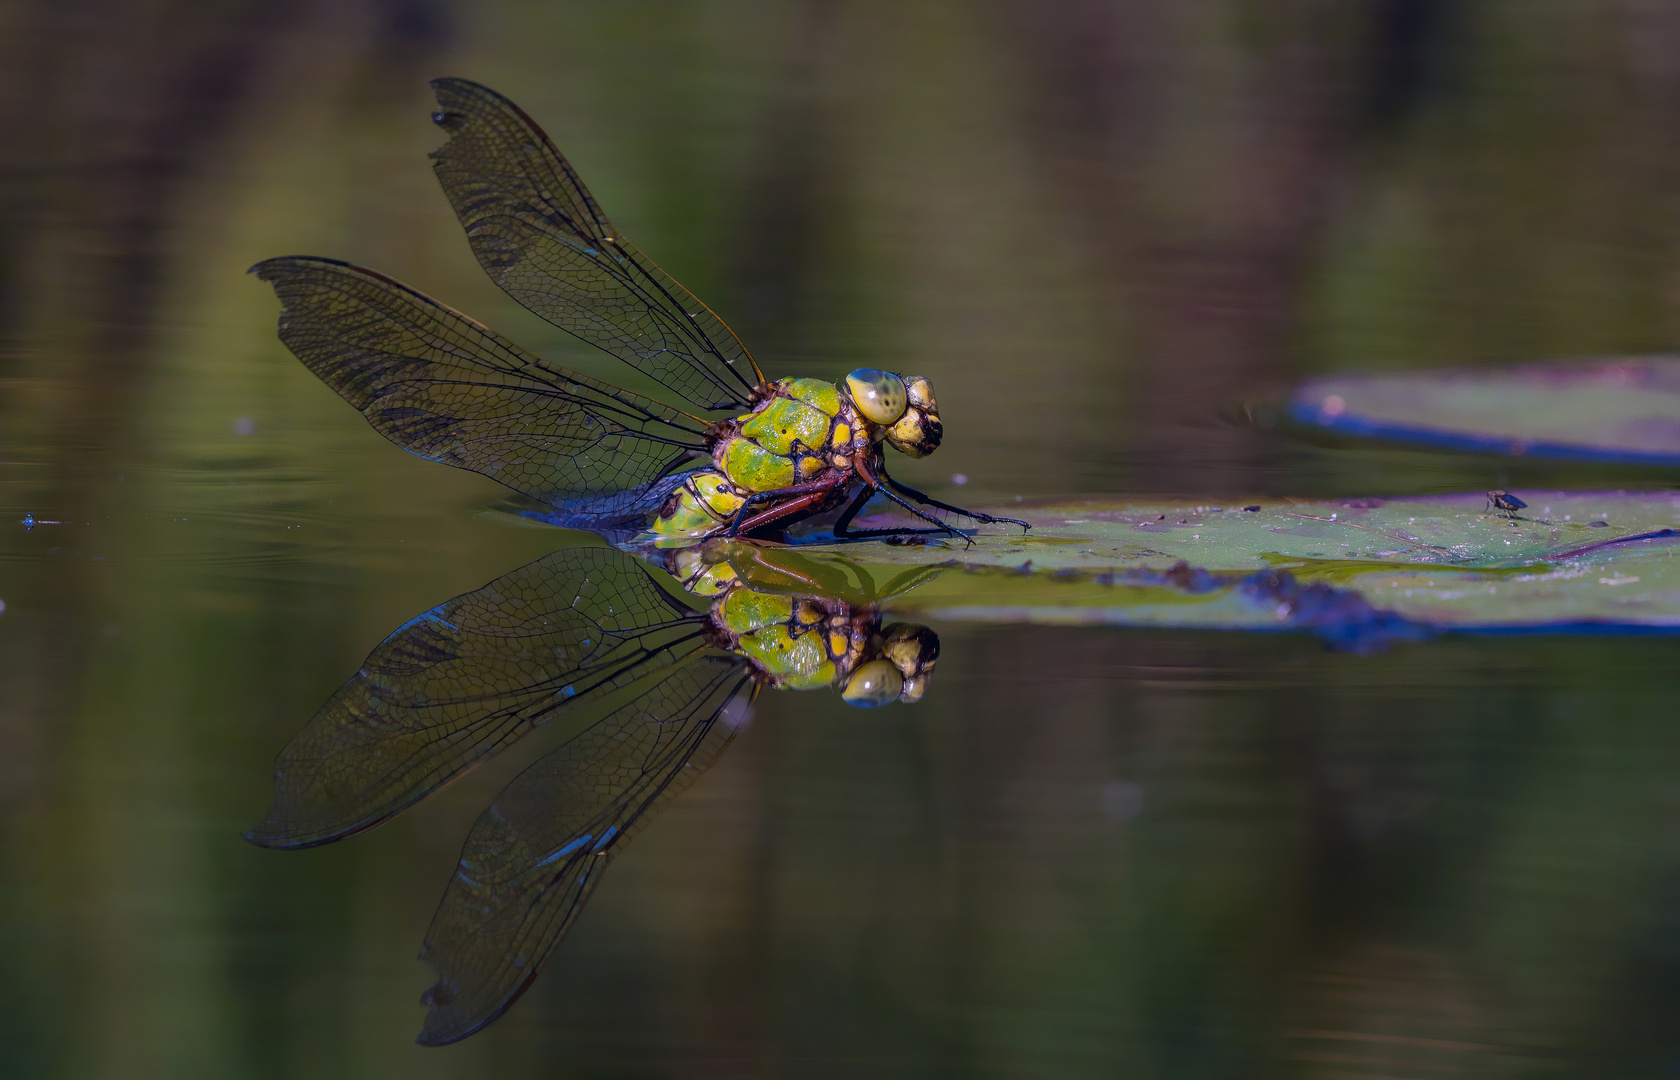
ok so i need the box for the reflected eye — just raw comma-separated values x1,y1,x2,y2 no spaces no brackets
844,369,909,425
841,659,904,707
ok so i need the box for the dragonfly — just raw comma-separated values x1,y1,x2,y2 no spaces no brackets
245,541,943,1045
252,78,1029,544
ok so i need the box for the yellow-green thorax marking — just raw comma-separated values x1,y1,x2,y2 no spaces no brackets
715,377,852,492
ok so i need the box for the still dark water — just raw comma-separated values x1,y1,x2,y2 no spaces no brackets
3,2,1680,1076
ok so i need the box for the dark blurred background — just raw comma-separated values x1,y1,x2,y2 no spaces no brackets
11,0,1680,498
1,1,1679,1076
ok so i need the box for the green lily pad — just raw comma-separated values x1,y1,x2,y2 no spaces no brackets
1289,357,1680,464
750,491,1680,638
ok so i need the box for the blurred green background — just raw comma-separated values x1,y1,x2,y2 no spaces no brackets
1,0,1678,1075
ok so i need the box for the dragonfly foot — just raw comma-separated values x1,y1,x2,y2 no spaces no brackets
971,513,1030,531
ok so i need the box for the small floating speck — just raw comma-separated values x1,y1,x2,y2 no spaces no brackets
233,417,256,436
950,473,968,486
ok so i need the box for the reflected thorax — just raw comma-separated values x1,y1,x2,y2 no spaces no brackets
669,542,938,706
246,539,940,1045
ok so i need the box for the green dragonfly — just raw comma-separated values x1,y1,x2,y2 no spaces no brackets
246,540,943,1044
253,78,1029,544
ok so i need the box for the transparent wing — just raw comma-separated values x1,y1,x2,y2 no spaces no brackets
245,547,705,849
416,656,756,1046
428,77,763,412
252,256,709,525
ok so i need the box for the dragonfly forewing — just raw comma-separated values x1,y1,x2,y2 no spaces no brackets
428,77,763,412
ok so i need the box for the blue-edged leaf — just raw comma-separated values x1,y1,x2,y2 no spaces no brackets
1289,357,1680,464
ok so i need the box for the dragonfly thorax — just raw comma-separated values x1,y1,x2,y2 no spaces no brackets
707,371,943,497
643,370,950,544
707,377,854,494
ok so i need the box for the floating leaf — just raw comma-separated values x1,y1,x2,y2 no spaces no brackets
1289,357,1680,464
764,491,1680,637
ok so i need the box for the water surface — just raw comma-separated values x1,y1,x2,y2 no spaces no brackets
2,3,1678,1076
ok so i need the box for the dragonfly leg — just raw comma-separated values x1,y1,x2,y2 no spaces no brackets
831,484,876,536
726,477,849,536
832,484,971,546
876,486,973,543
882,475,1030,531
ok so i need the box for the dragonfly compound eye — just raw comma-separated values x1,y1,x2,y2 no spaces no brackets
841,659,904,708
844,369,909,426
885,375,942,458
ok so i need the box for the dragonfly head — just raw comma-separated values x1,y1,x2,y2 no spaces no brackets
885,375,942,458
841,369,943,458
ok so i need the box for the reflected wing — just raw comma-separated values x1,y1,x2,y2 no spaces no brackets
416,656,756,1046
428,77,762,412
252,256,709,525
246,547,705,848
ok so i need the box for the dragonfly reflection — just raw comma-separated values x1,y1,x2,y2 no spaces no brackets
245,541,941,1045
